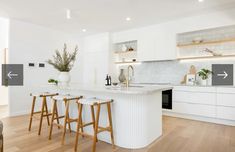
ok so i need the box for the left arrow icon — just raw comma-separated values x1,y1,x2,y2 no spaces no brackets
7,71,18,79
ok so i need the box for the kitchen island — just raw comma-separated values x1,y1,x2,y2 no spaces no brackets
42,84,172,149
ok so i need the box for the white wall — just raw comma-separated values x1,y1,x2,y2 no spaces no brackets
82,33,111,85
8,19,83,116
0,17,9,106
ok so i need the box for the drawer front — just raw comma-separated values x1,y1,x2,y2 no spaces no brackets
217,106,235,121
217,87,235,94
173,91,216,105
173,102,216,118
173,86,216,93
217,93,235,107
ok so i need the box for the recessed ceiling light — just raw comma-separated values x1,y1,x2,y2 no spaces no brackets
126,17,131,21
66,9,71,19
82,29,87,32
198,0,204,2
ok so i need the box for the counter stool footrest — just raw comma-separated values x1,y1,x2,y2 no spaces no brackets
97,127,111,133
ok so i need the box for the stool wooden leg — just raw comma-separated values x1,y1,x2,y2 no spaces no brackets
91,105,97,141
38,97,46,135
55,103,60,129
92,104,101,152
107,102,115,148
28,96,36,131
62,100,69,145
48,99,56,140
44,98,50,126
74,103,83,152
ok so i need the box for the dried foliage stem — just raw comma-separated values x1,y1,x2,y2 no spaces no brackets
47,44,78,72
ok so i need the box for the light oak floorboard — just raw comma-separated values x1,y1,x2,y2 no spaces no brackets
1,115,235,152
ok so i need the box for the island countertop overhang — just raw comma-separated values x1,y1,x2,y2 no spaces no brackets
44,84,173,95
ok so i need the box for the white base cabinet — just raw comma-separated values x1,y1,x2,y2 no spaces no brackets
164,86,235,126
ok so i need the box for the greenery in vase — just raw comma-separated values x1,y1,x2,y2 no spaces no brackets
198,68,213,80
47,44,78,72
48,79,58,85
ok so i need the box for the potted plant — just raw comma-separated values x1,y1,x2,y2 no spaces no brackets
47,44,78,85
48,79,58,85
198,68,213,85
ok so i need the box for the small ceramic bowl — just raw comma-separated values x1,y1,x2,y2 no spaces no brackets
112,82,118,86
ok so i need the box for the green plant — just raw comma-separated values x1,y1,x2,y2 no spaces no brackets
48,79,58,85
47,44,78,72
198,68,213,80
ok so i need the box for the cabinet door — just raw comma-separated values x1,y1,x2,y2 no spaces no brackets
137,26,176,61
173,102,216,118
137,27,157,61
154,28,176,61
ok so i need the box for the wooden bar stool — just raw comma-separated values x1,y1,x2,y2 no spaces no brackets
28,92,59,135
74,97,115,152
48,95,83,142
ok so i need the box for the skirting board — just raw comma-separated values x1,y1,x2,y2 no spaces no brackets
9,110,28,117
163,111,235,126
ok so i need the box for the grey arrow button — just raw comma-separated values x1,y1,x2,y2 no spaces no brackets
7,71,18,79
212,64,233,86
2,64,23,86
217,71,228,79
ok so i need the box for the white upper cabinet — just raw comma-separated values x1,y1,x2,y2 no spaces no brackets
138,25,176,61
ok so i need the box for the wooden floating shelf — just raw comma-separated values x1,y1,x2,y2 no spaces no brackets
114,51,136,54
177,38,235,47
177,54,235,60
115,61,140,64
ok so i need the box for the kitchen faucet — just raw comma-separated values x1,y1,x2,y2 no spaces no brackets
126,65,134,87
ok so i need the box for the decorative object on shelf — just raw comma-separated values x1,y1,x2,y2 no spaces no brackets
186,74,196,85
192,37,204,44
118,69,126,83
112,82,118,86
48,79,58,85
202,48,222,57
128,46,134,52
198,68,213,85
47,43,78,86
121,44,127,52
181,65,197,84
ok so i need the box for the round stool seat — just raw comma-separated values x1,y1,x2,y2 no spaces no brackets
30,92,58,97
52,94,81,101
78,97,113,105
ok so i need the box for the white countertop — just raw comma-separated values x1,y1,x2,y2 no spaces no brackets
45,83,173,95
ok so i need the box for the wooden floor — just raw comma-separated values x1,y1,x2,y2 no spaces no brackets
1,115,235,152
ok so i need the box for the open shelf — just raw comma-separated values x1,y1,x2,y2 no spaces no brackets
115,61,140,64
177,54,235,60
114,50,137,54
177,38,235,48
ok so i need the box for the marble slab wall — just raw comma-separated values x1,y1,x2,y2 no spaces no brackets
132,59,235,85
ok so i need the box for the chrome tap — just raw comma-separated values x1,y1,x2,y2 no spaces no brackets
126,65,134,87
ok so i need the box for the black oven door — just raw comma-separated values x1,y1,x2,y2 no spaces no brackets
162,90,172,109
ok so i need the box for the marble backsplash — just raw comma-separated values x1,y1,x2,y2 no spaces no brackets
131,59,235,85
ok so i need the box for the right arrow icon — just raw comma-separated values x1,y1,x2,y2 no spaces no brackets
217,71,228,79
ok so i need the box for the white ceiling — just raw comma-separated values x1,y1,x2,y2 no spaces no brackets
0,0,235,35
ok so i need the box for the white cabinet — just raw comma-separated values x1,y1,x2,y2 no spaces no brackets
137,25,176,61
172,86,217,118
112,29,139,43
173,102,216,118
174,91,216,105
171,86,235,123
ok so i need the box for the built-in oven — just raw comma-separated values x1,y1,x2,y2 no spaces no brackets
162,89,172,110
